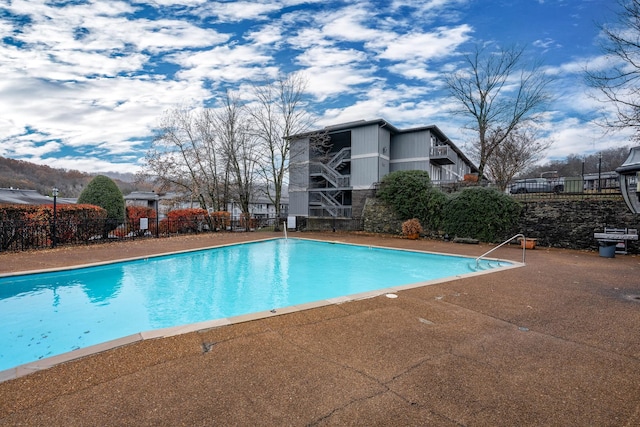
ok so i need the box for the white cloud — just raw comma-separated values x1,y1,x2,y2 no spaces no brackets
533,38,561,50
540,117,622,161
132,0,206,6
387,61,441,80
390,0,469,21
287,27,334,49
376,25,472,61
0,75,210,160
319,84,451,129
39,156,144,174
296,46,368,67
316,4,385,42
172,44,276,82
196,1,284,22
305,65,379,101
0,137,62,159
245,24,284,46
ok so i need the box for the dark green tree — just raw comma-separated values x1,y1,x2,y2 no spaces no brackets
377,170,446,231
77,175,125,236
442,187,521,242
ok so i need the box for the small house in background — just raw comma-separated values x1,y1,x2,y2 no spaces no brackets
124,191,165,217
287,118,478,220
226,189,289,222
0,188,75,205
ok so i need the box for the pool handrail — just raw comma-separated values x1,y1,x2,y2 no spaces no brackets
475,233,526,267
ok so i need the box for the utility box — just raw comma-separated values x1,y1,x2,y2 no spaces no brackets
287,216,296,230
564,177,583,193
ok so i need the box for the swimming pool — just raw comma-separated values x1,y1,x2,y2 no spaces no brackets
0,238,514,372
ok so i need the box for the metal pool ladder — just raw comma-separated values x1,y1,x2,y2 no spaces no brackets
475,233,526,268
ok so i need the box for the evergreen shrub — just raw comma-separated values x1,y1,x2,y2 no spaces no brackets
77,175,125,236
442,187,521,243
377,170,446,232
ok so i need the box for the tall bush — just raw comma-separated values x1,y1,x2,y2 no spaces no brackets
125,206,157,236
442,187,521,242
165,208,209,233
77,175,125,237
377,170,446,231
77,175,125,221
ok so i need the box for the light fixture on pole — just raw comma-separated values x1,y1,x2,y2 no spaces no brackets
155,193,160,238
52,187,59,248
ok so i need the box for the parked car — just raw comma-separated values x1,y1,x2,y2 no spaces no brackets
509,178,565,194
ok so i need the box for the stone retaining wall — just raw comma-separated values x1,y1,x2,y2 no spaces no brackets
361,195,640,254
518,196,639,253
362,198,402,235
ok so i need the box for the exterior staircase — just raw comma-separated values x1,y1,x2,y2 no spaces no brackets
308,148,352,217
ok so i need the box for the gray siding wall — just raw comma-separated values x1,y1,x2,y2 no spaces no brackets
288,191,308,216
351,124,382,190
389,130,432,173
390,130,430,160
289,137,309,191
390,160,431,172
378,128,390,181
288,136,310,216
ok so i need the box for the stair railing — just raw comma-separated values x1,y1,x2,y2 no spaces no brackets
327,148,351,169
309,163,350,187
475,233,526,267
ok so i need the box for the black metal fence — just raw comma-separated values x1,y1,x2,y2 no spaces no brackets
507,190,623,202
0,216,286,253
297,216,364,232
431,180,623,201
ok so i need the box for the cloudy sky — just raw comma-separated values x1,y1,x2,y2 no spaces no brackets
0,0,629,174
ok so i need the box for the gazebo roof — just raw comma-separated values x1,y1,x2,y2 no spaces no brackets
616,146,640,174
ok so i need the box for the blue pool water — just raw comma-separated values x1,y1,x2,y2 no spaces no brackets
0,238,510,371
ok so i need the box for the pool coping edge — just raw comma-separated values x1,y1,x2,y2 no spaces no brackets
0,237,524,383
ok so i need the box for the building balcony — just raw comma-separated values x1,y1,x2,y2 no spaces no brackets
430,145,456,165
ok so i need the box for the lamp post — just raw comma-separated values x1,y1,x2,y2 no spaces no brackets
52,187,59,248
155,193,160,238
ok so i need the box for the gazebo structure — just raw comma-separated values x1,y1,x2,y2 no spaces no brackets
616,146,640,214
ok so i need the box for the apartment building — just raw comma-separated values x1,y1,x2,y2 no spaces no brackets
288,119,478,219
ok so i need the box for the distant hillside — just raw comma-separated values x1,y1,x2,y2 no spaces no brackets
0,156,150,198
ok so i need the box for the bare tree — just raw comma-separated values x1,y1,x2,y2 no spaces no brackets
586,0,640,138
484,127,552,191
213,91,259,229
445,45,553,179
144,105,227,211
248,73,315,230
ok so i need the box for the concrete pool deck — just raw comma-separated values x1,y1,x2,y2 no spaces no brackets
0,232,639,425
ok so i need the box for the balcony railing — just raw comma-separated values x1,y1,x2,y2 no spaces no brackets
429,145,456,165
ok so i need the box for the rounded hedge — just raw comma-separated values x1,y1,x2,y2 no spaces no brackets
442,187,521,243
77,175,125,221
